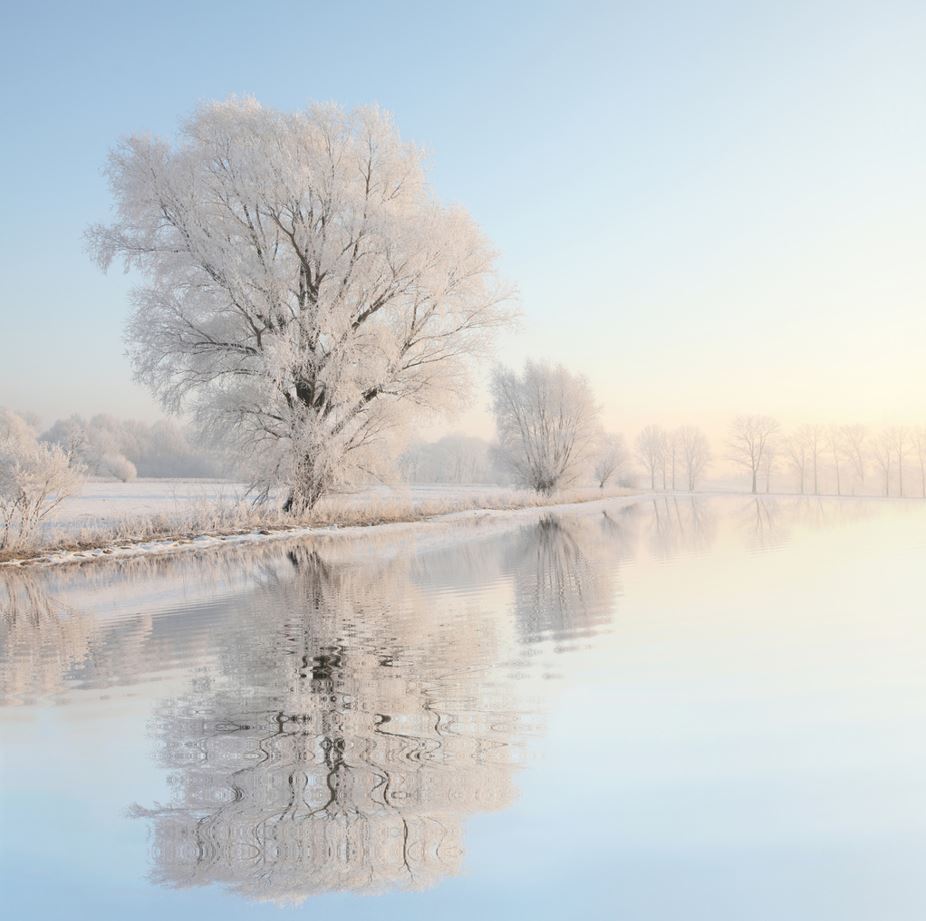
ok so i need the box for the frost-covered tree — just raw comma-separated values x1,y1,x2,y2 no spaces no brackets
636,425,667,491
761,437,779,494
42,415,223,480
0,410,83,550
841,424,868,493
88,98,514,512
593,433,628,489
889,426,908,497
785,429,809,494
825,425,844,496
41,414,136,481
804,424,825,495
913,427,926,499
491,361,600,494
727,415,780,495
870,430,893,497
675,426,711,491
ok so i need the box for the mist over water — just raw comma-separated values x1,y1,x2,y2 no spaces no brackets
2,496,925,919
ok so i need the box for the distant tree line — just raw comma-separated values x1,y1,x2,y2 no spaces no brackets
635,425,712,492
398,435,507,485
429,361,926,500
726,415,926,497
39,415,228,482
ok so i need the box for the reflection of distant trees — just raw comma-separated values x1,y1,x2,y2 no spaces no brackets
132,544,523,905
0,572,94,705
643,496,718,561
737,496,785,551
731,495,877,552
2,495,890,903
507,510,634,642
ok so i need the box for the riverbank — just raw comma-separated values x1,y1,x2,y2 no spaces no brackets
1,486,638,568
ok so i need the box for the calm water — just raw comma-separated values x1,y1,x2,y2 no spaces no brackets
2,496,925,920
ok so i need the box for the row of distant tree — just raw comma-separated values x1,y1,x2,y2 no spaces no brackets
723,415,926,497
398,376,925,499
598,415,926,497
24,404,926,501
38,414,227,481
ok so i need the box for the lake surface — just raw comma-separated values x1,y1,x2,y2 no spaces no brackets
2,496,925,920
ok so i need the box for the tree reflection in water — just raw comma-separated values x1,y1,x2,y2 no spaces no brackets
131,509,641,904
506,512,633,643
131,542,519,903
0,500,696,904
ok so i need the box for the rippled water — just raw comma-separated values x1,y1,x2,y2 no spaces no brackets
2,496,925,919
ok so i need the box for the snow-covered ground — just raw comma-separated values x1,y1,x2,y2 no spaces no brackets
42,478,521,536
42,478,250,535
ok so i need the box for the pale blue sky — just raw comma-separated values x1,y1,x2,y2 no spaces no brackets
1,0,924,437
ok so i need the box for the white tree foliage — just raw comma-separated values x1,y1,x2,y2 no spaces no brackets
0,410,83,550
41,415,224,479
88,98,514,512
491,361,600,494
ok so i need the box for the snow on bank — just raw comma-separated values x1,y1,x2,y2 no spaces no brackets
41,478,249,535
8,489,641,570
42,479,529,534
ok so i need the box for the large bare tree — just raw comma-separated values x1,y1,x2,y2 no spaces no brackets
727,415,780,495
491,361,600,494
89,99,514,512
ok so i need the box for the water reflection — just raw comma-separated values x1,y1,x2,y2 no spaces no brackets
507,512,632,642
132,509,639,903
642,496,718,560
130,543,528,903
0,572,94,705
0,496,895,908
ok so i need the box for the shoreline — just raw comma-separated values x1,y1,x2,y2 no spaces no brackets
0,489,641,569
2,489,918,570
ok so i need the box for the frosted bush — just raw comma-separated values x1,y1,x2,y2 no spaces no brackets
0,409,84,550
99,453,137,483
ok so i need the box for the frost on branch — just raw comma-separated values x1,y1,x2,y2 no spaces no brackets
0,409,84,550
491,361,601,494
87,98,515,512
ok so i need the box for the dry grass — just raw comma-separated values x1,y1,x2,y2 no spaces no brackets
0,486,634,565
